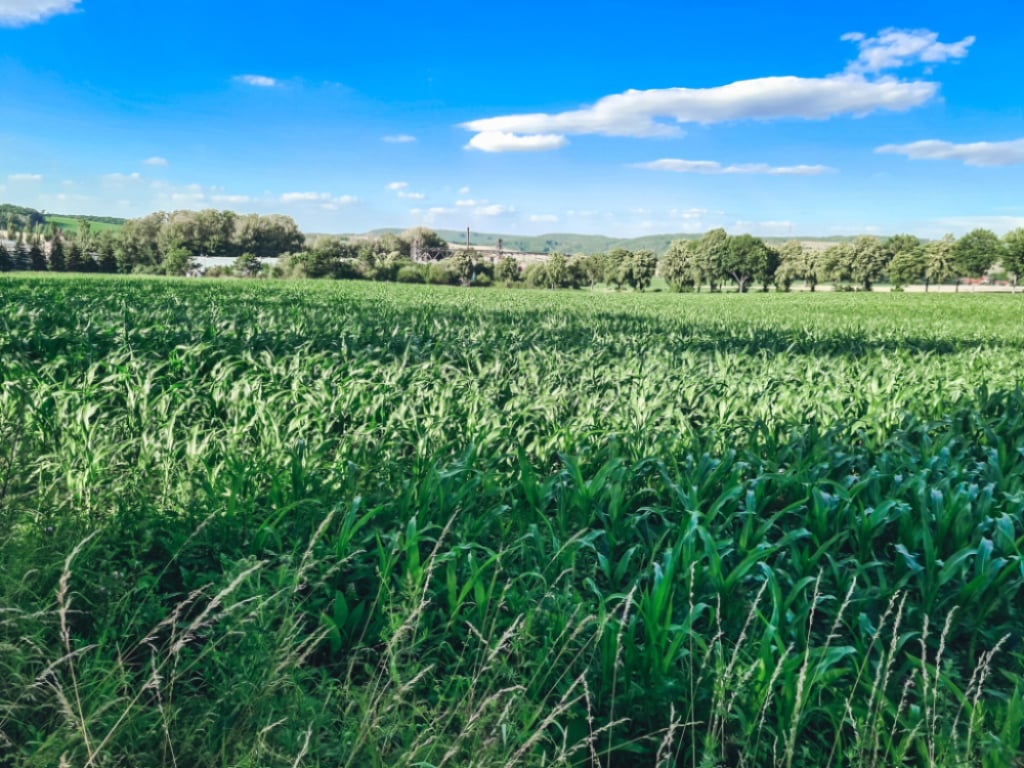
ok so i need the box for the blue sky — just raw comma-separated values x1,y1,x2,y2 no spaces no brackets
1,0,1022,238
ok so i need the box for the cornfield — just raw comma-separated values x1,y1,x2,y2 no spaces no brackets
1,275,1022,767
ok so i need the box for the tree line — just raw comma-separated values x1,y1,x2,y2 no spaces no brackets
0,209,305,275
2,205,1023,291
660,228,1024,292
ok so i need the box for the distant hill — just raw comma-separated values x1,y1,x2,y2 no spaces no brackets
366,228,857,256
46,214,127,237
0,204,127,237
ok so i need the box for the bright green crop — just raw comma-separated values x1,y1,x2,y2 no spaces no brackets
1,275,1022,767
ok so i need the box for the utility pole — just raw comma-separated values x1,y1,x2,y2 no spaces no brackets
466,227,471,248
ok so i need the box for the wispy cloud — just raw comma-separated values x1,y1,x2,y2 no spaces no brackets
634,158,834,175
280,192,358,207
842,28,975,73
387,181,424,199
210,194,251,204
876,137,1024,167
529,214,559,223
461,29,968,153
144,156,168,166
102,172,142,182
0,0,79,27
235,74,279,88
930,215,1024,234
7,173,43,182
475,204,514,216
455,199,482,207
382,134,417,143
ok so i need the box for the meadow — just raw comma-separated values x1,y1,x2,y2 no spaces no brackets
1,275,1022,767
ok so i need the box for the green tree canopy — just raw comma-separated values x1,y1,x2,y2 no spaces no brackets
660,240,697,292
1001,229,1024,285
954,228,1003,279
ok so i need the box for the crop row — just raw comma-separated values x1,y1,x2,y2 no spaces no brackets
1,276,1022,767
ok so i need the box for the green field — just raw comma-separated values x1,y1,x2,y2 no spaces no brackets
1,276,1022,767
44,214,125,238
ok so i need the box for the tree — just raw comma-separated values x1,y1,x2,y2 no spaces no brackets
819,243,853,289
163,246,196,276
848,236,889,291
118,212,166,271
29,243,47,271
234,252,262,277
402,227,448,261
758,245,781,291
660,240,698,292
496,256,520,286
49,238,66,271
624,249,657,291
66,243,85,272
774,240,806,292
925,234,958,290
76,218,92,249
0,243,11,272
954,228,1003,281
723,234,769,293
13,240,31,270
94,232,118,273
451,249,476,285
603,249,630,290
694,229,729,291
888,247,927,289
1002,229,1024,287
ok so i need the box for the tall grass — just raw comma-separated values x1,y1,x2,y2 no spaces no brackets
1,275,1022,766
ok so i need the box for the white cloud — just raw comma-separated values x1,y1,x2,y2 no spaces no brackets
144,156,168,166
458,186,471,195
281,192,358,207
387,182,424,199
210,194,251,204
475,204,514,216
634,158,834,175
0,0,79,26
465,131,569,152
103,172,142,182
843,28,975,73
670,207,714,220
462,74,937,151
281,192,329,202
455,199,481,207
876,138,1024,167
7,173,42,182
529,214,559,223
235,74,278,88
460,30,972,153
382,134,417,143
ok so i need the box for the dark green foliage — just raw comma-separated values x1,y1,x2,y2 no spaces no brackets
28,243,46,271
955,228,1004,278
49,238,66,272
